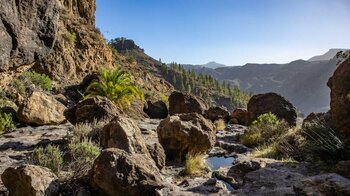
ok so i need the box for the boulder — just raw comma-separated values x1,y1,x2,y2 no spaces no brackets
64,96,118,124
143,100,168,119
327,55,350,134
99,117,149,155
146,142,166,170
302,112,332,128
157,113,216,162
230,108,248,125
17,91,66,125
169,91,208,115
204,106,229,122
336,160,350,179
247,92,297,126
90,148,164,196
1,165,59,196
294,173,350,195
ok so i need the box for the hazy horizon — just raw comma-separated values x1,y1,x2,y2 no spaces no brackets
96,0,350,65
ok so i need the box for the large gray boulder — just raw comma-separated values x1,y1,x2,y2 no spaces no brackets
1,165,59,196
247,92,297,126
17,91,66,125
169,91,208,115
157,113,216,162
90,148,164,196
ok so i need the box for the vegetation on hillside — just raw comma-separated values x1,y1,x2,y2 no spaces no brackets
159,62,251,108
10,71,52,96
85,67,144,107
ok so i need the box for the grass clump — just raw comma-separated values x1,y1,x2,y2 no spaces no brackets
31,144,63,174
65,31,77,46
85,67,144,107
10,71,52,95
0,113,16,134
214,119,226,131
184,154,210,176
240,112,289,147
68,140,100,178
66,119,108,143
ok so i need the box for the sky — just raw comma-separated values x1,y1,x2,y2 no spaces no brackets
96,0,350,65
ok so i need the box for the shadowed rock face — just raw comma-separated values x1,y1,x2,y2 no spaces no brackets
169,91,209,115
327,54,350,134
247,92,297,126
0,0,114,87
0,0,60,87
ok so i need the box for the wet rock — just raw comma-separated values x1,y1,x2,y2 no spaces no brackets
169,91,208,115
99,117,149,155
204,106,229,122
90,148,164,196
65,96,118,124
1,165,59,196
294,173,350,195
327,54,350,134
247,92,297,126
143,100,168,119
17,91,66,125
230,108,248,125
157,113,216,162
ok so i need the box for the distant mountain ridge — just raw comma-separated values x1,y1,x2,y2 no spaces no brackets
183,49,349,115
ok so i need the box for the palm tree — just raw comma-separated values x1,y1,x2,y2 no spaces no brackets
85,67,144,107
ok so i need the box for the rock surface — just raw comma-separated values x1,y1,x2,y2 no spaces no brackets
327,54,350,134
230,108,248,125
90,148,164,196
146,142,166,170
294,173,350,195
1,165,59,196
157,113,216,162
143,100,168,119
17,91,66,125
99,117,149,155
169,91,208,115
204,106,230,122
247,92,297,126
65,96,118,124
0,0,59,87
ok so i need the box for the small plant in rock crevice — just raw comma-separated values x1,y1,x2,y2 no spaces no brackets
0,113,16,134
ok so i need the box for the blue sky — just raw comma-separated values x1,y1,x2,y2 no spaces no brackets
96,0,350,65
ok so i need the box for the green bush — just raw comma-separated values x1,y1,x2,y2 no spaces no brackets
10,71,52,95
160,94,169,109
0,98,17,110
0,113,16,134
65,31,77,46
31,145,63,174
68,140,100,178
241,113,289,147
85,67,144,107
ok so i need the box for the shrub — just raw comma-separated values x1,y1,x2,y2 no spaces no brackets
31,145,63,174
240,113,289,147
65,31,77,46
0,113,16,134
68,140,100,178
214,119,226,131
300,122,349,162
10,71,52,95
0,98,17,110
66,119,108,143
85,67,144,107
184,154,209,176
160,94,169,109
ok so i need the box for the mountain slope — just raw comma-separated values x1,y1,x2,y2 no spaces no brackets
308,49,348,61
185,57,341,115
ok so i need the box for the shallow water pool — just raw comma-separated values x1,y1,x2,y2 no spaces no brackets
206,156,235,170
